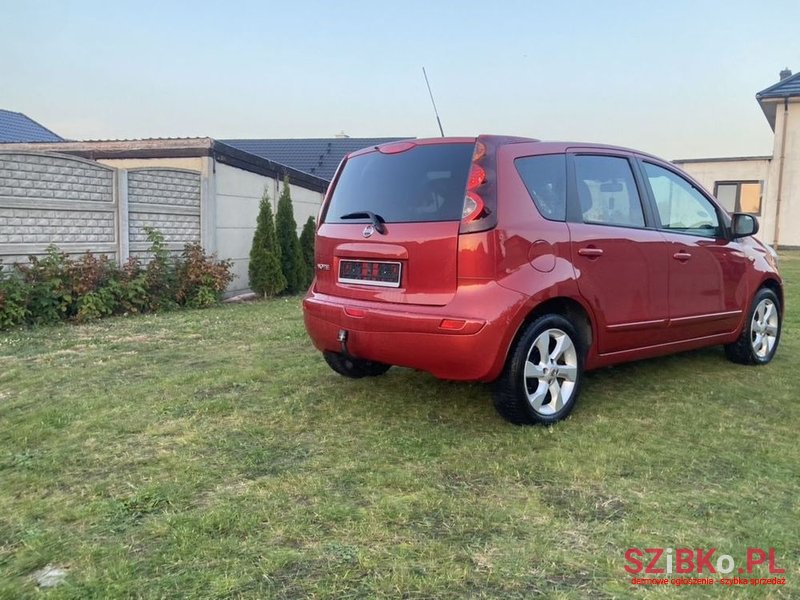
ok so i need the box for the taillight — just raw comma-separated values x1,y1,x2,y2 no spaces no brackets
460,135,535,234
462,191,485,222
461,143,490,227
467,164,486,189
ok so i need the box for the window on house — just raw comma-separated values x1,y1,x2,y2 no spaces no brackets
714,181,762,215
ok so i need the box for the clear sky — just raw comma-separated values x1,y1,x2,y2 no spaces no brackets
2,0,799,159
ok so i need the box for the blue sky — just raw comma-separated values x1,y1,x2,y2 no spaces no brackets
2,0,799,159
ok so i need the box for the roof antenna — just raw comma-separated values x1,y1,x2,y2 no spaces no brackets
422,67,445,137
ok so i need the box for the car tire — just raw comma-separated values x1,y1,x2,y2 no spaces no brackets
724,287,781,365
323,351,391,379
493,314,585,425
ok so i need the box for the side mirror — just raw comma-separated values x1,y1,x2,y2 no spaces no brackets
731,213,759,239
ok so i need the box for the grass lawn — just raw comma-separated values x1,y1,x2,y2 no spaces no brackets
1,254,798,599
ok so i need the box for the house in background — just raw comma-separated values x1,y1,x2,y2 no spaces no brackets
0,109,64,143
675,68,800,248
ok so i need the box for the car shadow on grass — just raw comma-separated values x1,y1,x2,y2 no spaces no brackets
316,344,741,428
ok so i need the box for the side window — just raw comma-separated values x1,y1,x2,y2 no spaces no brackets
573,155,645,228
515,154,567,221
642,162,721,238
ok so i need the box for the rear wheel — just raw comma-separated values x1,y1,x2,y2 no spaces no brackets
725,288,781,365
493,314,584,425
323,351,391,378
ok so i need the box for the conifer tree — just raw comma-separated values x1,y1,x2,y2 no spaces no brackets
249,189,286,297
275,176,306,293
299,216,316,288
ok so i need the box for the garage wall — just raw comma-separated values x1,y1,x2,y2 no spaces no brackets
214,162,324,294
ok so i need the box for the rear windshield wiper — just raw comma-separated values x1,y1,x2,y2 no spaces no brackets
340,211,386,234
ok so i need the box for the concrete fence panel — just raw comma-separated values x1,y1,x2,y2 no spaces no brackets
0,152,117,265
127,168,201,260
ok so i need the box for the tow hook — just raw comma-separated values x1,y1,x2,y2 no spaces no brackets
338,329,354,359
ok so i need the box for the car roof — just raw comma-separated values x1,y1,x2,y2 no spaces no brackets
350,136,664,163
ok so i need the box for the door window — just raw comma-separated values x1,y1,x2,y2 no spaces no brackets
573,156,645,228
642,162,722,238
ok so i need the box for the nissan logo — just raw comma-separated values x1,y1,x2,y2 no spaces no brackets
362,225,375,238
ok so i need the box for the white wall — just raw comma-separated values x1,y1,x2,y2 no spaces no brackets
214,162,324,294
767,101,800,247
676,158,772,243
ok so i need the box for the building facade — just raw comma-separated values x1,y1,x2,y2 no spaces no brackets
675,69,800,248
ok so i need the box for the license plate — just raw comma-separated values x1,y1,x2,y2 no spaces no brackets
338,260,402,288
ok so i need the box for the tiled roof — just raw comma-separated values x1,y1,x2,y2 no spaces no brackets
0,109,64,143
756,72,800,99
755,72,800,131
222,137,412,181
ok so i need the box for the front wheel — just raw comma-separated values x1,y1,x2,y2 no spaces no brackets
725,288,782,365
493,314,585,425
323,351,391,379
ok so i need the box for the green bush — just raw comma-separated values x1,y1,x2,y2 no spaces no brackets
249,188,287,298
0,231,234,331
176,243,234,308
143,228,178,312
299,216,316,289
114,258,150,315
275,176,307,294
0,264,30,329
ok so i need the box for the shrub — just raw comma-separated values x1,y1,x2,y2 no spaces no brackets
175,243,234,308
0,264,30,329
76,286,116,322
275,176,307,294
299,216,316,289
249,188,287,298
16,246,75,323
143,228,178,311
0,230,235,331
114,257,149,315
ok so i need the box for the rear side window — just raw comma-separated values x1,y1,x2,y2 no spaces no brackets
574,155,645,228
515,154,567,221
324,144,473,224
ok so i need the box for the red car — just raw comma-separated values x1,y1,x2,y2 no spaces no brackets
303,135,783,425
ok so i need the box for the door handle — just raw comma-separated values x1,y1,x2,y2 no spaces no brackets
578,247,604,258
673,252,692,262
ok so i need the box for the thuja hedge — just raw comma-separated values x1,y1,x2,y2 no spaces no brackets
0,229,233,330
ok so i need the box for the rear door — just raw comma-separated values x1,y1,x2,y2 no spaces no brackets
637,160,748,341
566,151,670,354
315,140,473,306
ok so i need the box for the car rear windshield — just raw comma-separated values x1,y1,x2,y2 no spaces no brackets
325,143,473,224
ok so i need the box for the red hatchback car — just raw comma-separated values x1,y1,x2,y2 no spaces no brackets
303,135,783,424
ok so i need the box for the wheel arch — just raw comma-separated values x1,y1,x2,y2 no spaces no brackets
502,296,596,370
759,277,783,310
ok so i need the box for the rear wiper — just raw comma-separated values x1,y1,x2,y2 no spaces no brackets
340,211,386,234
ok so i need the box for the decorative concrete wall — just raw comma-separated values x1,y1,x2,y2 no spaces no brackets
0,152,117,265
0,153,202,267
126,168,201,259
1,151,326,294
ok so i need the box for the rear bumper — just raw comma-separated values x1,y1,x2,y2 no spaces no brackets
303,282,526,382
